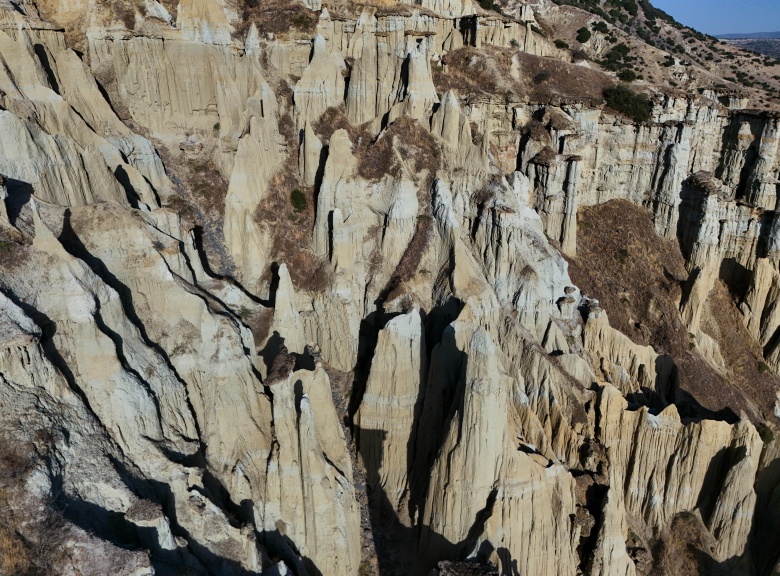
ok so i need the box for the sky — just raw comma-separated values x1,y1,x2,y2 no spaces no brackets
652,0,780,35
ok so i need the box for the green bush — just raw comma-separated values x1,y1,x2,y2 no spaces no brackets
290,188,307,212
576,27,592,43
534,70,552,84
612,43,630,57
593,21,609,33
477,0,501,12
555,39,570,49
757,422,775,444
573,49,589,62
618,69,637,82
603,84,652,123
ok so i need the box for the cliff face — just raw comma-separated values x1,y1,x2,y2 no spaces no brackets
0,1,779,576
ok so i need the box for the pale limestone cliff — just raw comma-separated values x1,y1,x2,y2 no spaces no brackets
0,0,779,575
418,323,579,575
355,310,426,513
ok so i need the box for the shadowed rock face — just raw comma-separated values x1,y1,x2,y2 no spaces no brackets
0,1,779,576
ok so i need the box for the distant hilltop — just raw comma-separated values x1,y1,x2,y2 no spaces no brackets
719,31,780,39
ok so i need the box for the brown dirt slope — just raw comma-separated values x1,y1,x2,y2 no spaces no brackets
568,199,780,421
649,511,720,576
433,47,612,104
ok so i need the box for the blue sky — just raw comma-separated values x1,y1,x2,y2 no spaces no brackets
652,0,780,35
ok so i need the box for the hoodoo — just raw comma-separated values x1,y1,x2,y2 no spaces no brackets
0,0,779,575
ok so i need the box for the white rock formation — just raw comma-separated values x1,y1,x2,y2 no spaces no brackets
0,1,778,575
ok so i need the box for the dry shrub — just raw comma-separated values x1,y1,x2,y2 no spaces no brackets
0,435,34,488
357,116,441,187
436,560,499,575
366,224,384,278
282,246,332,293
686,171,721,196
92,64,132,121
531,146,557,166
160,159,228,226
0,528,31,575
164,195,197,222
275,82,296,120
546,108,577,131
157,0,177,14
533,12,556,39
236,0,318,38
252,154,309,238
315,108,441,190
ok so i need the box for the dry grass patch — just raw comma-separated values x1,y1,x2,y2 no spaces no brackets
314,106,369,145
702,281,780,420
515,52,613,104
253,151,331,293
433,47,522,100
246,305,274,350
153,141,238,276
358,116,442,187
433,47,613,104
156,144,228,221
568,200,780,420
383,216,435,302
326,0,440,19
0,239,27,269
0,437,32,574
649,512,719,576
236,0,318,38
187,161,229,216
315,108,441,190
0,433,68,576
